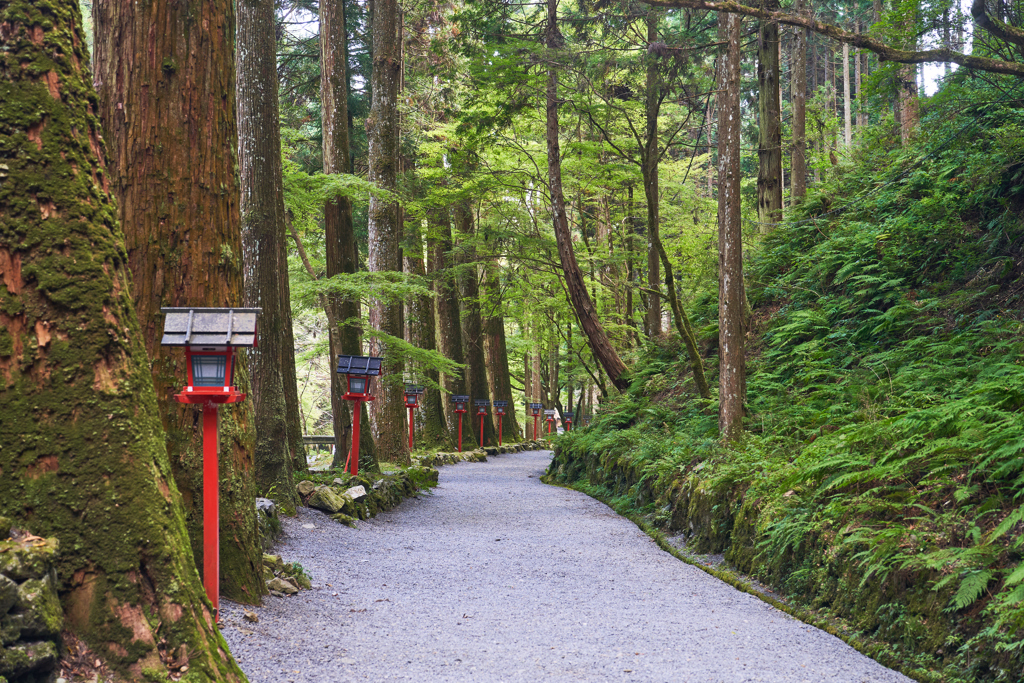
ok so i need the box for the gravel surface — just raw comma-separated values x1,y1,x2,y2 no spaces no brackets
221,449,911,683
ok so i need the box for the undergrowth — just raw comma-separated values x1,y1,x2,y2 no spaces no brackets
549,76,1024,681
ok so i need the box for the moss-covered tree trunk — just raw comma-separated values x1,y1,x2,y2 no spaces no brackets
757,0,783,228
237,0,301,506
428,209,472,447
0,2,246,679
366,0,410,464
483,262,523,441
322,0,378,472
455,203,497,447
791,0,808,204
643,12,662,339
93,0,264,603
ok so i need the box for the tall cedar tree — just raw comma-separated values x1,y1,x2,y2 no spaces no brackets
404,223,451,448
429,208,476,447
237,0,301,505
367,0,411,463
456,203,497,446
757,0,783,228
644,13,662,338
483,261,523,441
93,0,264,602
0,1,247,678
322,0,378,469
717,10,745,441
791,0,808,203
545,0,630,393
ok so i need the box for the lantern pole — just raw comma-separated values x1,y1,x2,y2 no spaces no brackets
498,414,503,446
202,402,220,620
349,397,362,476
457,412,463,452
408,404,414,450
479,411,485,448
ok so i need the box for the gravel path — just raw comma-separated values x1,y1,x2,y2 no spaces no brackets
221,449,911,683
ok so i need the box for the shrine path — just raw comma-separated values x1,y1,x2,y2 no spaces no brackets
220,449,911,683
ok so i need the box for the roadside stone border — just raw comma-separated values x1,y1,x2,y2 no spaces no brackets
0,517,62,683
413,440,547,468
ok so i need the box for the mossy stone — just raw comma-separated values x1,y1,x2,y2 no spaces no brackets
0,540,57,583
0,640,57,679
13,576,62,639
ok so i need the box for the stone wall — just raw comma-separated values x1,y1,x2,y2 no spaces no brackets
0,517,62,683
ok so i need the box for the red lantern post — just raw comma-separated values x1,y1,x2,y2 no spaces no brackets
451,395,469,452
337,355,383,476
545,409,556,434
474,400,490,447
494,400,508,445
161,307,260,622
528,403,543,440
564,411,573,432
404,385,424,450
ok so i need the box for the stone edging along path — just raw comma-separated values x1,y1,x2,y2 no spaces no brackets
223,448,911,683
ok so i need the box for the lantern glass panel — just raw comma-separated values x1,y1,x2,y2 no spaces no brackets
348,375,367,394
192,355,226,387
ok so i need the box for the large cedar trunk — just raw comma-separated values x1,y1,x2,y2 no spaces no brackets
322,0,377,470
237,0,300,505
0,2,246,679
790,0,808,204
428,209,470,446
717,12,746,442
366,0,409,464
405,222,451,448
757,1,783,228
483,262,523,441
455,203,497,446
545,0,629,393
93,0,264,603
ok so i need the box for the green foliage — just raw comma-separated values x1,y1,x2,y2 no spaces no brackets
552,76,1024,681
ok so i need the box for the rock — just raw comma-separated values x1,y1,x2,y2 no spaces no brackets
330,513,357,528
255,498,281,547
262,566,275,582
262,554,284,572
0,539,58,583
243,610,259,623
269,590,286,598
280,576,300,590
266,578,298,595
344,486,367,501
12,577,62,640
0,575,16,616
296,480,316,497
255,498,276,516
0,640,57,680
307,487,349,514
332,477,349,487
484,447,499,456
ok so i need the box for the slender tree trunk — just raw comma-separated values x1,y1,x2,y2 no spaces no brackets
717,11,746,442
366,0,409,464
94,0,263,603
483,263,523,440
644,13,662,338
757,0,783,229
237,0,300,504
842,41,852,147
855,22,865,127
322,0,377,472
0,3,246,679
429,209,470,445
455,202,496,446
790,0,807,204
546,0,630,393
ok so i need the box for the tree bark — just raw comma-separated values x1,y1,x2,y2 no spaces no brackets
0,2,247,678
717,11,746,442
237,0,300,504
94,0,264,603
455,203,497,446
843,42,852,146
429,209,471,445
790,0,807,204
366,0,409,464
322,0,377,471
643,13,662,339
546,0,630,393
757,0,783,230
404,225,450,449
483,262,523,441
